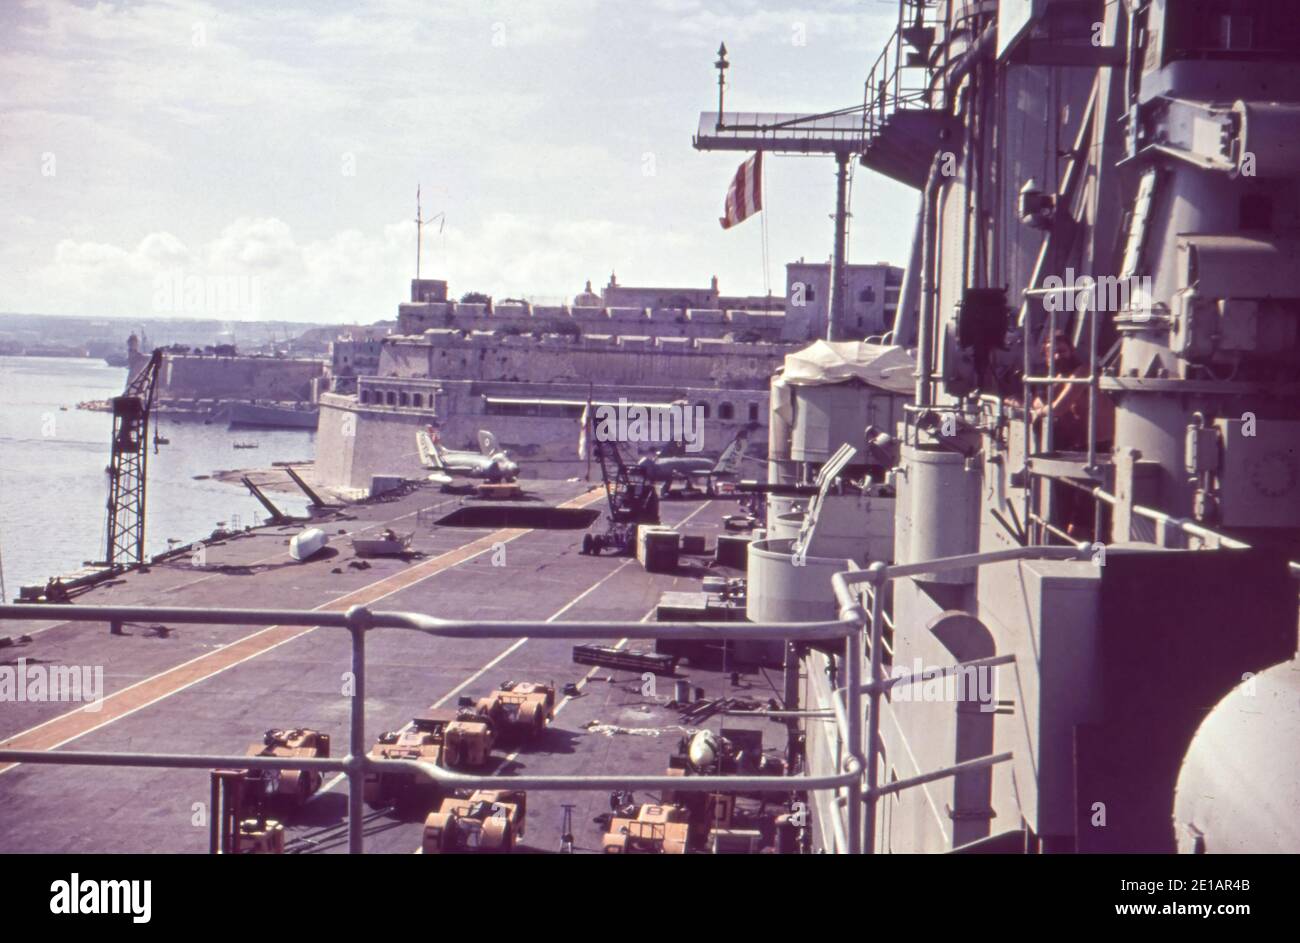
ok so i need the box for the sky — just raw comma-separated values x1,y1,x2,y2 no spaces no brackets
1,0,918,324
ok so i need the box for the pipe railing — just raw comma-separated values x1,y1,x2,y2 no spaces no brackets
0,601,862,854
860,0,949,146
1052,478,1300,576
828,544,1091,852
11,538,1265,855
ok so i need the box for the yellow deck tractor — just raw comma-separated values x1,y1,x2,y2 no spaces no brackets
475,681,555,739
208,728,330,853
602,803,691,854
246,728,331,806
422,790,527,853
364,708,495,809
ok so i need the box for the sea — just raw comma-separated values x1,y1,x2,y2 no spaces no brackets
0,355,313,600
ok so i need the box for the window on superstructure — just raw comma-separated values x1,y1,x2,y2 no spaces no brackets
719,402,734,420
748,402,760,422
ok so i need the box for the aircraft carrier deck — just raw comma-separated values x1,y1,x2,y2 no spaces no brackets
0,479,777,853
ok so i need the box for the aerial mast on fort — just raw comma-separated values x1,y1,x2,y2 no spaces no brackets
414,184,445,281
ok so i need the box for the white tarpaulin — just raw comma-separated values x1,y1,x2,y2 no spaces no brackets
772,340,915,425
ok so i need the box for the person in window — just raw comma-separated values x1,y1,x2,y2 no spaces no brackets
1011,331,1114,540
1030,331,1113,454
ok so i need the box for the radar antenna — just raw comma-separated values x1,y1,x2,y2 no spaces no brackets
415,184,446,281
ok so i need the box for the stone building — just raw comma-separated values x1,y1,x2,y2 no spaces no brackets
783,261,904,341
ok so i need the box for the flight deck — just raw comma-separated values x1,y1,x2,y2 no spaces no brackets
0,480,783,853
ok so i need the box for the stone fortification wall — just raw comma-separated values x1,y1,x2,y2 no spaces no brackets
396,301,783,341
377,332,786,389
160,354,325,402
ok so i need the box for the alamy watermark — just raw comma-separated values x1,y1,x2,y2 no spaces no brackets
153,269,261,318
593,398,705,452
888,657,997,712
50,874,151,923
1041,268,1153,319
0,659,104,712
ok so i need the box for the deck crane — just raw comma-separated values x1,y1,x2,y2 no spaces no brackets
580,428,661,556
104,348,164,569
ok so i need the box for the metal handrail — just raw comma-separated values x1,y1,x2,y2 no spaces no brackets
0,544,1121,855
860,0,948,147
828,545,1092,852
1051,478,1300,576
0,602,863,853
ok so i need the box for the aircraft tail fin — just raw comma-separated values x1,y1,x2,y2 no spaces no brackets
711,429,750,476
417,426,446,469
477,429,498,456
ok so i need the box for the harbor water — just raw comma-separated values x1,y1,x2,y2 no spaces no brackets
0,355,313,599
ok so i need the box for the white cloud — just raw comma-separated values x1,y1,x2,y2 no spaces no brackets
0,0,918,321
4,212,712,320
648,0,896,46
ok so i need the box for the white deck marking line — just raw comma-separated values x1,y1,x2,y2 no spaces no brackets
0,488,604,774
404,497,717,848
315,555,638,801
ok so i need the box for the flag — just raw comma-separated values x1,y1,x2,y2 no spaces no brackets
578,401,590,459
720,151,762,229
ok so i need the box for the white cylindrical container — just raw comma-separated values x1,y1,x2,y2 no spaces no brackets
902,444,980,583
746,537,851,623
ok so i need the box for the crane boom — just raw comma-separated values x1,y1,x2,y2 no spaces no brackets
104,349,163,568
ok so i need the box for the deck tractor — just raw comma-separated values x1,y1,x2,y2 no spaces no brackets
422,790,528,853
364,708,495,809
245,728,331,807
602,802,691,854
208,728,331,853
475,681,555,739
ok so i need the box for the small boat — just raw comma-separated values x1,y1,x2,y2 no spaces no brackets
289,528,329,561
155,435,170,445
352,529,413,558
234,441,259,450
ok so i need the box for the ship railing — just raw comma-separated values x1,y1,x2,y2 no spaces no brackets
1052,478,1300,578
829,545,1092,853
860,0,949,148
0,603,865,854
1018,281,1108,543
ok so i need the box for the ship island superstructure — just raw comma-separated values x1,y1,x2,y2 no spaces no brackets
770,0,1300,853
